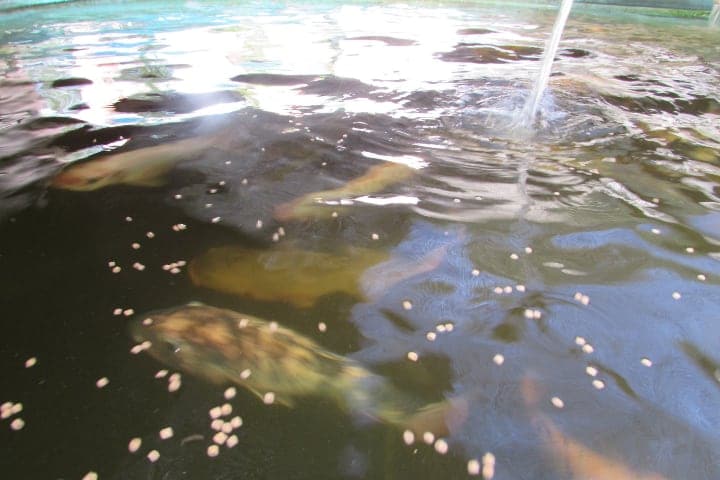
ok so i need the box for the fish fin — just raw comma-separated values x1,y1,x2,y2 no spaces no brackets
405,396,468,437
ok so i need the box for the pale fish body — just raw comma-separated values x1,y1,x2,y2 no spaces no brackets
521,377,668,480
51,133,221,191
189,244,447,308
130,304,464,435
274,162,416,221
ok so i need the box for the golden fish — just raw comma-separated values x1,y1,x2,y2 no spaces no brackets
189,244,446,308
521,377,668,480
130,304,466,435
274,162,416,221
51,132,228,191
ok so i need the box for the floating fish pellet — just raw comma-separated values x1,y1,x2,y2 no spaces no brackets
209,407,222,419
24,357,37,368
263,392,275,405
112,266,121,274
226,435,239,448
492,354,505,366
407,351,419,362
220,403,232,416
510,253,519,260
651,228,661,235
230,416,242,429
96,377,109,389
426,332,437,341
240,369,251,379
503,286,513,294
467,459,481,476
131,242,140,250
402,430,415,445
592,379,605,390
585,366,598,377
434,439,448,454
672,292,682,300
371,233,380,240
318,322,327,333
422,432,435,444
159,427,174,440
147,450,160,463
146,231,155,239
108,261,116,268
168,373,182,392
453,198,461,204
142,318,153,326
493,287,503,294
125,216,133,222
221,422,233,434
238,318,249,329
113,308,123,316
573,292,590,306
575,336,586,346
211,217,221,224
155,369,168,379
524,247,533,254
224,387,237,400
133,262,146,271
255,220,263,229
128,437,142,453
278,227,285,237
402,300,412,310
686,247,695,253
482,452,496,479
10,418,25,431
213,432,227,445
210,419,223,431
582,344,594,354
471,269,480,276
207,445,220,457
123,309,134,316
82,471,98,480
551,397,564,409
697,274,706,281
174,194,182,200
641,358,653,367
516,285,526,292
9,403,22,415
524,309,542,320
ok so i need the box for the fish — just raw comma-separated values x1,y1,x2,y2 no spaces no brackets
51,131,232,191
520,377,668,480
189,243,447,308
130,304,467,436
274,162,416,221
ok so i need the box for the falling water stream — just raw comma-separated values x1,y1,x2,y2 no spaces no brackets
521,0,575,126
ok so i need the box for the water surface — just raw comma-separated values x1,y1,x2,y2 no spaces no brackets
1,2,719,479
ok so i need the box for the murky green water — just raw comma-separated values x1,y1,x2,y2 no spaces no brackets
1,1,719,479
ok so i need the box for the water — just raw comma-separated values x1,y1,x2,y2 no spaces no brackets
521,0,574,126
1,1,720,479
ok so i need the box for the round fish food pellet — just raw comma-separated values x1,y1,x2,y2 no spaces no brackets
128,437,142,453
147,450,160,463
402,430,415,445
207,445,220,457
159,427,174,440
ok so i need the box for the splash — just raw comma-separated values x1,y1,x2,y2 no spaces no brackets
519,0,574,127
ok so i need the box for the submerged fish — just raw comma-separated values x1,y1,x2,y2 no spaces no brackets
521,377,668,480
130,304,466,435
189,244,446,308
51,131,229,191
274,162,416,221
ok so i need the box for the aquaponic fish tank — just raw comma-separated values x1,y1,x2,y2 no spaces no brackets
1,0,719,479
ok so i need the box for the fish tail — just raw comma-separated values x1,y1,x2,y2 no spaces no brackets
404,396,469,437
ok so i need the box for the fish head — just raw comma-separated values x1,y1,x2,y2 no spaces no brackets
129,304,240,384
51,160,121,191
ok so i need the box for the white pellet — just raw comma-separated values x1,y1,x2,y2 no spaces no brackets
159,427,174,440
402,430,415,445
